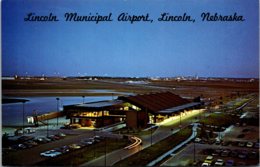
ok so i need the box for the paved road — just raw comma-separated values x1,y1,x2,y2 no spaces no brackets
3,129,121,166
81,109,204,166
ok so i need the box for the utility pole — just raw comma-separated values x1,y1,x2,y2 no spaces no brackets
56,97,60,126
22,101,26,134
94,130,96,158
82,96,85,103
104,137,107,167
193,128,196,165
150,126,153,146
179,112,182,128
46,115,49,137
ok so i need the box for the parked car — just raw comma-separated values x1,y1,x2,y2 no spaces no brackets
230,150,238,157
212,149,222,156
26,140,38,146
225,160,234,166
238,150,248,159
81,140,93,145
40,150,62,157
214,159,224,166
220,150,231,157
94,135,103,140
58,133,66,137
69,144,81,149
246,142,254,148
195,138,202,143
11,144,26,150
238,141,245,147
215,139,221,145
59,145,70,153
208,139,215,145
254,142,259,148
204,155,213,165
221,141,230,146
201,162,210,166
248,151,257,159
34,136,51,143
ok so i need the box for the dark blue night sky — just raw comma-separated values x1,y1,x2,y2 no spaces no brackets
2,0,259,78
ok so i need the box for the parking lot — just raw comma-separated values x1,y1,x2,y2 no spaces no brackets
2,128,125,165
162,139,259,166
162,96,259,166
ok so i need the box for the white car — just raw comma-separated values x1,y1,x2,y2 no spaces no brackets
246,142,253,148
201,162,209,166
204,155,213,165
214,159,224,166
195,138,202,143
40,150,62,157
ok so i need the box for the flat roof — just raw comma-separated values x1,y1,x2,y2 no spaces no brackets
77,100,124,108
64,100,124,110
158,102,201,114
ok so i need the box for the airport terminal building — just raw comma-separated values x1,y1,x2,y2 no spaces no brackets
63,91,202,128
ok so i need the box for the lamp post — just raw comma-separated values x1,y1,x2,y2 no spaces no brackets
22,101,26,134
46,114,49,137
179,112,182,128
93,130,96,158
193,128,196,165
56,97,60,126
104,137,107,167
150,126,153,146
82,96,85,103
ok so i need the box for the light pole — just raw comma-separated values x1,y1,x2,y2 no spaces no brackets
150,125,153,146
179,112,182,128
93,130,96,158
22,101,26,134
193,128,196,165
104,137,107,167
46,114,49,137
82,96,85,103
56,97,60,126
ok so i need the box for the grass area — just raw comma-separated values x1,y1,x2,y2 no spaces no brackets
233,98,250,108
36,138,129,166
199,113,239,128
113,126,158,136
114,126,192,166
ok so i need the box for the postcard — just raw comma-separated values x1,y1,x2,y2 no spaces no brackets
2,0,259,166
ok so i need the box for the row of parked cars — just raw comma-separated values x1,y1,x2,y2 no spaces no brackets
209,148,258,159
200,148,259,166
40,135,104,158
10,133,66,150
195,137,259,149
201,155,234,166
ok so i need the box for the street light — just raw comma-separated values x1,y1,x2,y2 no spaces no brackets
193,128,197,165
179,112,182,128
22,101,26,134
150,126,153,146
56,97,60,126
46,114,49,137
104,137,107,167
82,96,85,103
